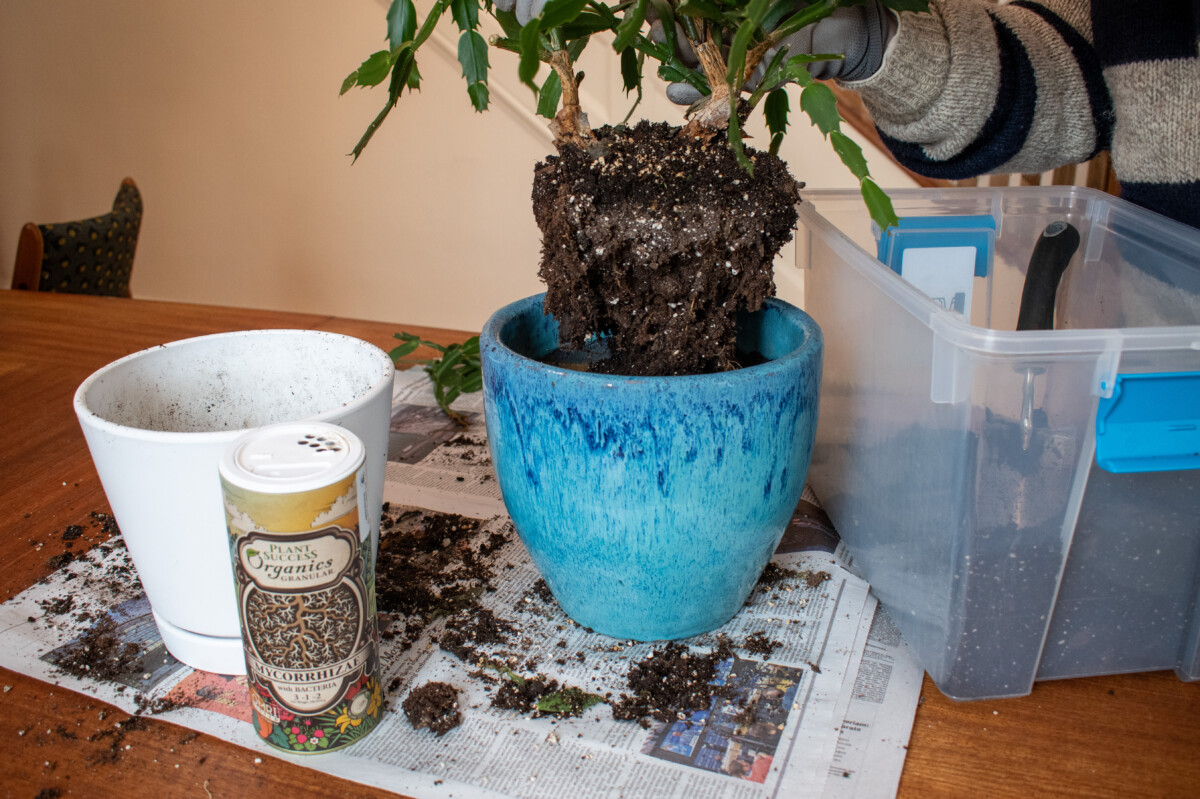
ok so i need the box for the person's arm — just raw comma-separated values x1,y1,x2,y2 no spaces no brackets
851,0,1112,180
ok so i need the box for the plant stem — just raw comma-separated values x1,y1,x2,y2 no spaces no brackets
682,39,733,138
549,49,593,145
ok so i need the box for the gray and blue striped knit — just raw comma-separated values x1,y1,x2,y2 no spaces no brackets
848,0,1200,229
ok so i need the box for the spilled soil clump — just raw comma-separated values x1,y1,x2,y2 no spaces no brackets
402,681,462,736
611,637,737,726
375,506,505,652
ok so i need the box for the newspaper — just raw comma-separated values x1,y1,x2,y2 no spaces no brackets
0,367,922,798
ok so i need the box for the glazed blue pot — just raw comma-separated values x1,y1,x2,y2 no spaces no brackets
481,294,822,640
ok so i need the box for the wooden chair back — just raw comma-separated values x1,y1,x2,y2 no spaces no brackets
11,177,143,297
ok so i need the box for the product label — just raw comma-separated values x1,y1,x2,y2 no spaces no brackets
238,526,367,714
222,470,382,754
238,530,353,592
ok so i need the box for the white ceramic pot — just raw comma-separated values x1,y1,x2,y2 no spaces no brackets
74,330,394,674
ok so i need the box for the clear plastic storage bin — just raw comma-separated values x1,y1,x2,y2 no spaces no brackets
797,187,1200,700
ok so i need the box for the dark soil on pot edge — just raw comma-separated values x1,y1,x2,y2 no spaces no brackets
533,121,801,376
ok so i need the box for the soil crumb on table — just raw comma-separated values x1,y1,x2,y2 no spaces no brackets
402,681,462,736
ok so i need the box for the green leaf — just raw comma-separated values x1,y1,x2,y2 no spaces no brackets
432,346,464,379
449,0,478,32
764,88,789,137
784,57,815,87
676,0,727,22
560,11,616,39
350,46,418,160
668,61,710,93
535,687,606,716
583,0,620,25
861,177,900,230
621,48,644,122
460,373,483,393
566,34,590,61
620,45,641,93
831,130,868,179
483,660,526,684
467,81,490,110
657,63,692,83
748,45,790,107
800,81,840,137
388,339,420,359
773,0,838,41
539,0,589,30
413,0,450,49
537,69,563,119
518,20,544,90
391,333,482,426
494,8,524,38
728,111,754,175
387,0,418,48
648,0,677,56
613,0,648,53
725,0,772,88
350,50,398,90
762,0,799,32
458,29,490,110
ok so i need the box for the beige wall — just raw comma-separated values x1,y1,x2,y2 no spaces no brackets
0,0,915,332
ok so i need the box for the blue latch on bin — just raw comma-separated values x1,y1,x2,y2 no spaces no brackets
877,215,995,318
1095,371,1200,473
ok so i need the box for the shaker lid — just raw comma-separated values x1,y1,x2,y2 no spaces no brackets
219,421,364,493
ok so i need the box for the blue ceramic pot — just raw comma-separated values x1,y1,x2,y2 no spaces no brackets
481,294,822,640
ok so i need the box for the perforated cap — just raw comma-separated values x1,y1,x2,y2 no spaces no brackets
219,421,365,493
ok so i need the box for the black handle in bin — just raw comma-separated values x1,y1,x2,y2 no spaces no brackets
1017,221,1081,332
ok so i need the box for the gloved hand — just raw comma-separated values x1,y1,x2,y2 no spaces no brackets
661,0,896,106
492,0,547,26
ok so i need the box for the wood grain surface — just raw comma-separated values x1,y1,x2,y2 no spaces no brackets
1,290,1196,799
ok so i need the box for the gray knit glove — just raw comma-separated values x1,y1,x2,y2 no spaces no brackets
493,0,546,26
663,0,896,106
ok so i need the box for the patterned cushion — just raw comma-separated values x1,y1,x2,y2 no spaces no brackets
37,181,142,296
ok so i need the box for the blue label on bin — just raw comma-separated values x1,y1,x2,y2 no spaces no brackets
1096,371,1200,473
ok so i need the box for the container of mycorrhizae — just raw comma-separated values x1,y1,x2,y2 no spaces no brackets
219,421,383,753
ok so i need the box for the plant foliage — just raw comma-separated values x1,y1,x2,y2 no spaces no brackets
344,0,929,231
389,332,482,426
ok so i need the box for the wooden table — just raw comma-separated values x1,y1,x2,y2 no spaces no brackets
2,291,1197,798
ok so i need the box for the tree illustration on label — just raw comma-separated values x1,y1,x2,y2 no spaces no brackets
236,527,370,715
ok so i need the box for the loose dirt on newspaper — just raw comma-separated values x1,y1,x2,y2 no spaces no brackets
610,637,738,726
375,505,509,652
375,506,814,734
49,616,141,682
32,513,146,681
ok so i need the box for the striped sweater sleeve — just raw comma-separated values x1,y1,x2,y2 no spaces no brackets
847,0,1111,180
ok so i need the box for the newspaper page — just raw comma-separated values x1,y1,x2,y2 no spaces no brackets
0,367,921,799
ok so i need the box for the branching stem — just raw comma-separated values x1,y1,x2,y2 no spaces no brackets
682,39,733,138
549,49,594,146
